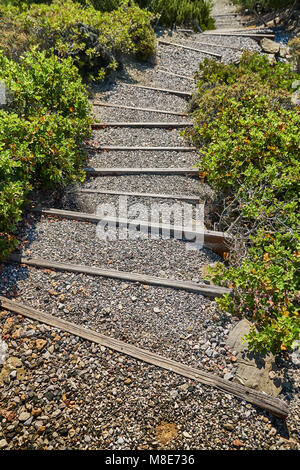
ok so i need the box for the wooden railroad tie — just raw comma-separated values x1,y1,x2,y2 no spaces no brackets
190,40,246,51
0,296,289,420
8,254,231,299
76,188,200,203
158,40,222,59
87,146,197,152
121,83,192,98
92,102,189,117
31,207,229,254
156,69,194,80
202,31,275,40
84,167,199,176
91,122,193,129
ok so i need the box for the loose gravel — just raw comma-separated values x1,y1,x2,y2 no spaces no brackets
92,107,190,124
13,217,219,279
1,9,299,451
86,150,198,170
0,310,299,450
157,44,210,76
89,128,191,147
81,174,206,197
95,83,189,114
58,191,214,221
0,264,234,375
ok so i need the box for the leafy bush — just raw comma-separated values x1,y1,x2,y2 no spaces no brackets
0,49,91,260
136,0,214,29
232,0,295,12
194,51,298,94
0,0,156,79
187,53,300,354
77,0,214,29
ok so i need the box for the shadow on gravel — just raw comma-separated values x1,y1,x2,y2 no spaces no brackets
90,56,156,95
0,210,43,300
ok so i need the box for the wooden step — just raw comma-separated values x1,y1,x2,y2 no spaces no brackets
93,102,189,117
203,31,274,40
156,69,194,80
92,122,193,129
122,83,192,98
158,40,222,59
213,13,238,18
32,207,229,253
9,254,231,299
87,146,197,152
177,28,194,33
191,40,245,51
76,188,200,203
0,295,289,420
85,167,199,176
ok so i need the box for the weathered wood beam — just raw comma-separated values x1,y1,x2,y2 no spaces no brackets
121,83,192,98
91,122,193,129
84,167,199,176
76,188,200,203
202,31,274,40
0,296,289,420
159,40,222,59
86,146,197,152
156,69,194,80
92,102,188,117
31,207,229,253
8,254,230,299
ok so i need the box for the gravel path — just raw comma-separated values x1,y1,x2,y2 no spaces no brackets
12,217,218,279
78,174,206,197
0,265,233,374
1,311,298,450
1,2,299,451
58,190,215,219
86,150,198,170
89,128,191,147
92,107,190,123
95,83,189,114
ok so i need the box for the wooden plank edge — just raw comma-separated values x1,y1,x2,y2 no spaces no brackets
156,69,194,80
0,296,289,420
31,207,230,252
86,147,197,152
91,122,193,129
92,102,189,117
202,32,274,39
191,41,245,51
84,167,199,176
8,254,231,299
76,188,200,202
121,83,192,98
158,40,222,58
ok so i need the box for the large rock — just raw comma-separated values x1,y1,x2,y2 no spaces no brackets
226,319,282,397
266,54,277,66
279,44,290,58
260,38,280,54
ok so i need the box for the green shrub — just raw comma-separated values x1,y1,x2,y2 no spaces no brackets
194,51,298,94
232,0,295,12
78,0,214,29
0,49,91,260
136,0,214,29
0,50,91,124
2,0,156,79
188,53,300,354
